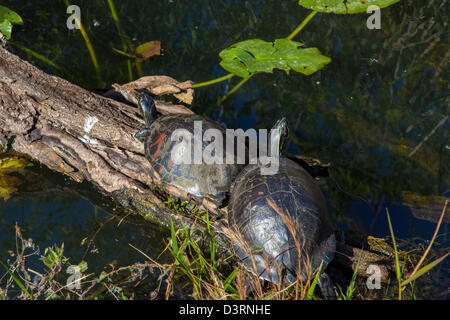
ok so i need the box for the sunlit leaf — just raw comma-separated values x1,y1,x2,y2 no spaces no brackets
219,38,331,78
0,156,31,200
113,41,161,62
306,261,323,300
298,0,400,14
0,6,23,24
0,156,33,170
135,40,161,61
0,5,23,39
0,20,12,39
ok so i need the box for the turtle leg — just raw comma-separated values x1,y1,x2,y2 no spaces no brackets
135,128,151,142
311,234,337,299
312,234,336,270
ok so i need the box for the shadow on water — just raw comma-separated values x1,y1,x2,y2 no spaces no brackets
1,0,448,298
0,163,171,278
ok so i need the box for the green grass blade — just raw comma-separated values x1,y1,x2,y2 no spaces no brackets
168,217,198,285
107,0,134,80
407,200,448,279
386,208,401,281
342,253,361,300
386,208,402,299
10,41,69,74
223,268,239,292
306,261,323,300
401,252,449,287
205,210,216,268
169,216,179,256
64,0,102,87
0,259,33,299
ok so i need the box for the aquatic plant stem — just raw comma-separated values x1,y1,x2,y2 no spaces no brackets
193,10,318,99
9,41,69,74
64,0,103,87
191,73,234,88
386,208,402,300
286,10,318,41
406,200,448,281
107,0,134,81
219,74,254,103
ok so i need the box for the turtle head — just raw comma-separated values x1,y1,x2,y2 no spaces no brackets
270,117,289,153
138,92,157,128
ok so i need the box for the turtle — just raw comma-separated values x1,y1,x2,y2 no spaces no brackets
228,118,336,299
135,93,244,206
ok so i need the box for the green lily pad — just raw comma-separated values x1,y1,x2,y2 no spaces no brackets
0,5,23,39
0,20,12,40
298,0,400,14
219,38,331,78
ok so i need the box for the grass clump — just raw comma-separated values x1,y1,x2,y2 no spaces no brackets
1,201,447,300
386,200,449,300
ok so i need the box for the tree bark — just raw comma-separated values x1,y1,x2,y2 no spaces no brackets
0,38,396,283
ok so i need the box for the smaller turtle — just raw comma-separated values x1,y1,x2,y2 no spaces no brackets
228,118,336,298
135,93,243,206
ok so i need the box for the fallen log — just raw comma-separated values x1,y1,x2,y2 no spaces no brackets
0,36,397,283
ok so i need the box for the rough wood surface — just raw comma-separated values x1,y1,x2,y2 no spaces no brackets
0,38,396,283
0,38,221,218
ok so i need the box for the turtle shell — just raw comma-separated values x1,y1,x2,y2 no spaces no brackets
143,113,244,205
228,157,335,283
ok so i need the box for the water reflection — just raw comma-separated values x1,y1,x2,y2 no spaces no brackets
1,0,448,298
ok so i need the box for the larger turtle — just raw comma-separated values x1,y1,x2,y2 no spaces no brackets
228,118,336,298
135,93,244,206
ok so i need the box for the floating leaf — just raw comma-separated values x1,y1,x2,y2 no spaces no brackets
135,41,161,61
112,47,136,59
0,6,22,24
0,156,31,200
219,38,331,78
298,0,400,14
0,20,12,39
113,41,161,62
0,156,33,170
0,174,21,200
0,5,23,39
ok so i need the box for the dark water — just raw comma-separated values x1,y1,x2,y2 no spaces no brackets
1,0,448,298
